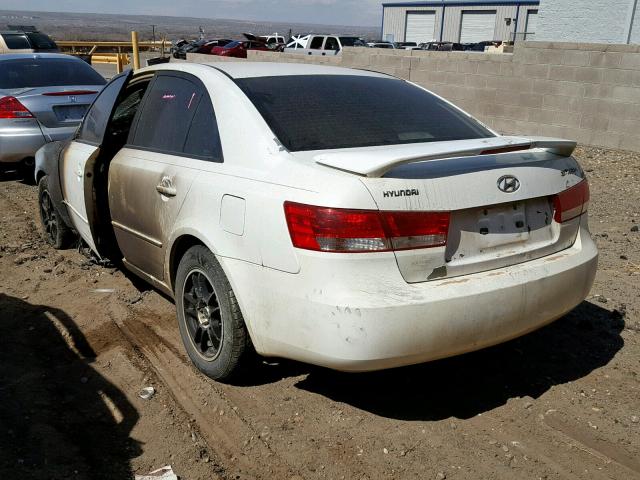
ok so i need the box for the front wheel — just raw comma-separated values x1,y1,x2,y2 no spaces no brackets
38,175,74,249
175,246,252,381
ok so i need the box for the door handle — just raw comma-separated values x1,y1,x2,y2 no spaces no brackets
156,177,177,197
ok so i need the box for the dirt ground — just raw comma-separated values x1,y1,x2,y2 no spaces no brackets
0,145,638,480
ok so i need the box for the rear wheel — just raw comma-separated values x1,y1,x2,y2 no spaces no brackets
175,245,251,381
38,175,73,249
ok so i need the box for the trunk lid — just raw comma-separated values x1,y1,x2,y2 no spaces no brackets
12,86,101,128
314,138,585,282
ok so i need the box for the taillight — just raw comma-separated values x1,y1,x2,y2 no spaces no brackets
42,90,98,96
553,180,590,223
0,96,34,119
284,202,450,253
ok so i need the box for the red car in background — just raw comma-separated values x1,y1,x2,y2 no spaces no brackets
211,33,273,59
195,39,233,55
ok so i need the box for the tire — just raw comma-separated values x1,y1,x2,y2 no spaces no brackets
38,175,74,249
175,245,251,381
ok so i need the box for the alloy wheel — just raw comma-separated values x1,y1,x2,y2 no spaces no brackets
182,269,223,360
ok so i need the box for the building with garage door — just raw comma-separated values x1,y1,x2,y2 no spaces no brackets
381,1,540,44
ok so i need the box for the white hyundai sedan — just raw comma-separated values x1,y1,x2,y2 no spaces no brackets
35,62,598,380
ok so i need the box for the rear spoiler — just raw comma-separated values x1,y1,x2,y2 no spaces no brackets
314,136,577,177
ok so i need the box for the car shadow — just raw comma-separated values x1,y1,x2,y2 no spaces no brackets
0,168,22,183
0,294,141,479
293,301,624,421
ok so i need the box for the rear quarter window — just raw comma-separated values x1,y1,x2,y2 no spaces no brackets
1,34,31,49
236,75,494,152
183,96,224,162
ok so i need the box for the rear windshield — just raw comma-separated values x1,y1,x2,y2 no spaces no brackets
26,32,58,50
236,75,493,152
0,58,106,89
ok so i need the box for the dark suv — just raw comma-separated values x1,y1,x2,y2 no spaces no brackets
0,26,58,54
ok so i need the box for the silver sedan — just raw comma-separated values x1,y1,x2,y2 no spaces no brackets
0,53,106,177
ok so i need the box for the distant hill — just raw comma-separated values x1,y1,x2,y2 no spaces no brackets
0,9,380,42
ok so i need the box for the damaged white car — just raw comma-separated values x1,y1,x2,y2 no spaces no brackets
35,62,598,380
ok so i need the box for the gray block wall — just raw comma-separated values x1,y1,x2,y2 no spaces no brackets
536,0,639,44
187,42,640,152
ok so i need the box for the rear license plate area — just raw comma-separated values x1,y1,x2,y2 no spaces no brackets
446,198,554,263
475,201,528,248
53,104,89,121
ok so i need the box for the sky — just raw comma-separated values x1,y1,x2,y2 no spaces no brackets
2,0,389,27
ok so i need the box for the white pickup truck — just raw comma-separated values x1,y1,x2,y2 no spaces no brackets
284,34,366,56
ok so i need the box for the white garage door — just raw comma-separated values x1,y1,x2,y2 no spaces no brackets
459,11,497,43
405,12,437,43
525,10,538,40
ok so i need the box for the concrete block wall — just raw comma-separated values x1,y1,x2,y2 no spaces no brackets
536,0,638,44
187,42,640,152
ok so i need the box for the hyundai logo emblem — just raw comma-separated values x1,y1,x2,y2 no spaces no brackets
497,175,520,193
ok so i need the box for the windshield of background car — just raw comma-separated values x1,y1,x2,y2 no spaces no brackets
236,75,494,152
339,37,365,47
224,41,241,49
0,58,106,89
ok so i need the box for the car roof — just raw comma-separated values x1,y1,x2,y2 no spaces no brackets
198,62,392,80
0,53,78,62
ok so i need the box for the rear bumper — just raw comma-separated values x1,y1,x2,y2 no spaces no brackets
0,121,45,164
223,218,598,371
0,122,77,164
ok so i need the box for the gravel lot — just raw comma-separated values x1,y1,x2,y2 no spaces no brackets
0,145,638,480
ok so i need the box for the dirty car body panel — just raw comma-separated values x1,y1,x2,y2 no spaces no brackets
38,62,598,372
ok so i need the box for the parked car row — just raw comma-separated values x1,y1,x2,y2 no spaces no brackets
364,40,504,52
170,30,504,58
172,33,286,59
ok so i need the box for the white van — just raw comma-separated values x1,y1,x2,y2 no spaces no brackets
284,35,365,56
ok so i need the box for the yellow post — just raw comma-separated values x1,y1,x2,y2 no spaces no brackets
131,31,140,70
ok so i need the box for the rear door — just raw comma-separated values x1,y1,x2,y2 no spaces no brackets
307,36,326,56
323,37,340,55
108,72,211,281
60,71,131,253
